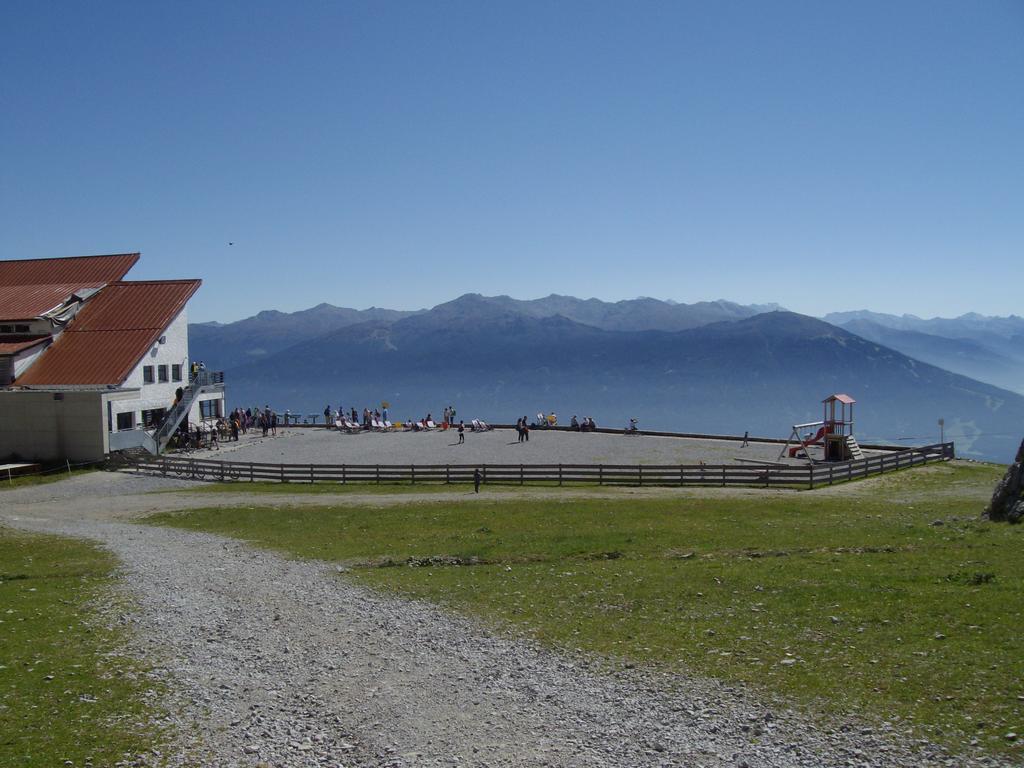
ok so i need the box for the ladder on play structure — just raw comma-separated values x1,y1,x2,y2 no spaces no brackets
845,435,865,460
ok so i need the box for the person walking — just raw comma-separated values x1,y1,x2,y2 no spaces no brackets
458,420,465,444
473,467,481,493
324,405,332,428
741,431,750,448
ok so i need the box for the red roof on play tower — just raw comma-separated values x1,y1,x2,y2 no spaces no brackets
823,394,856,405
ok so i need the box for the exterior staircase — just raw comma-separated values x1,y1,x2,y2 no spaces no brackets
844,435,865,460
149,370,225,454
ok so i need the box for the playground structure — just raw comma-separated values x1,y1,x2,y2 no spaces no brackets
779,394,864,462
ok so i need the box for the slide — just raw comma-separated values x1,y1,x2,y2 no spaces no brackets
789,426,827,458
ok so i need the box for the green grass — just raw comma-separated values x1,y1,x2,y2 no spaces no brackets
0,527,165,766
174,479,522,495
145,461,1024,758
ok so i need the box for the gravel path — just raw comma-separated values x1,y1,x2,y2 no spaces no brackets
1,474,1000,767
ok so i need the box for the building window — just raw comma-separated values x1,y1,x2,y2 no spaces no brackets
0,325,11,333
14,324,29,333
172,364,182,382
143,366,154,384
200,399,222,419
141,408,166,428
158,364,169,383
116,411,135,431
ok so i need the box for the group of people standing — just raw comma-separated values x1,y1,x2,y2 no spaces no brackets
240,405,278,437
442,405,457,426
515,416,531,442
324,405,389,428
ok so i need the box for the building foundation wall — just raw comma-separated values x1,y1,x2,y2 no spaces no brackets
0,390,108,463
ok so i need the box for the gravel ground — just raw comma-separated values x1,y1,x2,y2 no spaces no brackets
1,473,1001,768
189,428,831,467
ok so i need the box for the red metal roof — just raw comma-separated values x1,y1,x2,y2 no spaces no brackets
823,393,856,404
14,280,200,386
0,253,139,286
0,336,49,355
0,283,104,321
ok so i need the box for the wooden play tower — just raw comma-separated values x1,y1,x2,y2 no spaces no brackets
779,393,865,462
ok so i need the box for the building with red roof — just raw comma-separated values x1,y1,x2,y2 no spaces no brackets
0,253,225,461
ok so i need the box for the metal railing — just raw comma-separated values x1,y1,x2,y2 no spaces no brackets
151,370,225,451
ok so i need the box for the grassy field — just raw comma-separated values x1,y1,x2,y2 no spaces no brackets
146,461,1024,758
173,479,515,495
0,527,164,766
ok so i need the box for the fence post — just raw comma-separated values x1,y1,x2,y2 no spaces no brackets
638,465,643,487
310,464,314,483
721,466,726,487
411,465,415,485
558,464,563,486
221,462,226,482
828,464,834,486
280,464,285,483
483,465,488,485
679,465,683,487
66,459,71,475
376,465,380,485
342,464,346,484
808,466,814,490
520,464,524,485
599,465,604,486
445,465,450,485
250,463,254,482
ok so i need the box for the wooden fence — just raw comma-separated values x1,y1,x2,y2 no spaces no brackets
127,442,954,489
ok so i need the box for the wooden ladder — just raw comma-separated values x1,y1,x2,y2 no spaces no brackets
845,435,865,460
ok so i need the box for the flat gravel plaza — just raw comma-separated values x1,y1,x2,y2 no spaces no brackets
192,426,823,466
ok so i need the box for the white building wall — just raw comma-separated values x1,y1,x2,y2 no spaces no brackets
108,307,190,430
107,306,225,432
14,342,51,378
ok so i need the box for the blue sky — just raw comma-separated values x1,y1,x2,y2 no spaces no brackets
2,1,1021,323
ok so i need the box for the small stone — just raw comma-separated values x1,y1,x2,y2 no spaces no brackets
934,633,947,640
1006,732,1018,742
779,658,797,666
930,519,944,526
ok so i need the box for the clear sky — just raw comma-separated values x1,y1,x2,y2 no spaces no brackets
1,1,1021,323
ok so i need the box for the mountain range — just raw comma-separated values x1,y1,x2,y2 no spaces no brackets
823,311,1024,395
189,295,1024,463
